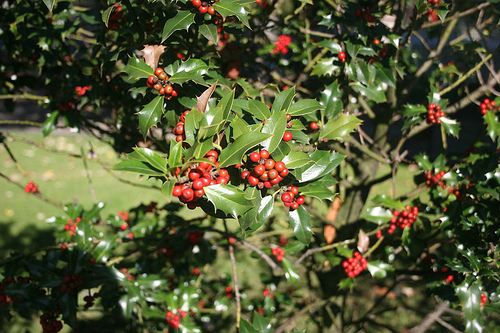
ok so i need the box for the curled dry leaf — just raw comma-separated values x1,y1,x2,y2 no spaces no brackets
357,229,370,254
196,80,218,113
327,197,342,223
324,224,336,244
140,45,167,70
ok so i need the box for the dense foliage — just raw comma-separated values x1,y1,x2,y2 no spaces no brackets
1,0,500,332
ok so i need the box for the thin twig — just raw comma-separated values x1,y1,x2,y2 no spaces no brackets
0,120,43,127
274,299,326,333
409,301,449,333
81,147,98,204
228,244,241,329
240,239,283,274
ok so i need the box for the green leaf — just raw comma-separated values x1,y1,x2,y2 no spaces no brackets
184,108,203,145
353,82,387,103
248,99,271,120
401,104,426,117
367,261,393,278
289,205,312,245
113,160,165,177
184,138,213,161
161,180,175,201
271,87,295,113
42,111,59,137
168,139,183,169
230,116,250,139
288,99,323,117
372,194,405,210
213,1,250,29
169,71,206,86
311,58,340,77
137,96,165,139
484,111,500,147
457,281,482,322
253,313,272,333
219,131,272,167
199,23,218,44
123,56,155,79
441,117,460,138
299,180,336,200
93,237,116,263
42,0,57,13
132,148,167,172
217,89,235,120
204,184,253,220
295,151,345,183
415,154,432,170
198,106,225,140
162,11,196,42
101,4,115,27
281,151,312,169
457,246,481,272
320,81,343,118
240,319,259,333
319,114,362,141
282,258,300,284
315,40,342,53
261,110,287,154
360,207,393,224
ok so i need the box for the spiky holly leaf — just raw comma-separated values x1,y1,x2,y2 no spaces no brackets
137,95,164,139
162,11,196,42
289,205,312,245
123,56,155,80
319,113,362,141
204,184,253,220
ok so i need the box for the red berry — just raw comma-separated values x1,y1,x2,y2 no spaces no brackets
155,68,164,76
260,150,270,159
199,5,208,13
338,52,346,61
207,6,215,15
172,186,183,197
282,132,293,142
249,152,260,163
310,122,319,130
192,0,201,6
181,188,194,202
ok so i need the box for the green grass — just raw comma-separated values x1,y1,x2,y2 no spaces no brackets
0,130,163,253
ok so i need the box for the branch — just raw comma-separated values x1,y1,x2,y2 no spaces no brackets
274,299,326,333
421,2,491,29
229,244,241,329
409,301,449,333
0,93,47,101
0,120,43,127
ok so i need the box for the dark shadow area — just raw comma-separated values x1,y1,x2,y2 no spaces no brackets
0,221,56,260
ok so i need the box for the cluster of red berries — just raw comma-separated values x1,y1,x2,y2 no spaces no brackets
75,86,90,96
83,292,99,310
426,103,445,124
119,211,130,231
147,68,178,99
271,35,292,55
354,8,375,22
439,268,454,283
172,150,230,209
24,181,39,193
271,246,284,262
59,272,83,293
481,293,488,307
64,217,81,236
57,101,74,112
480,98,497,115
241,149,289,189
225,286,233,298
281,185,305,210
255,0,270,8
166,309,187,329
424,170,447,188
448,184,471,202
342,252,368,278
427,0,441,5
388,205,419,233
427,10,439,22
173,110,190,142
338,52,346,63
190,0,219,15
40,313,63,333
108,4,123,29
119,267,137,281
0,276,21,304
262,287,274,298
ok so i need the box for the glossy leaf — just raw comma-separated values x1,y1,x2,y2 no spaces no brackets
252,313,272,333
484,111,500,147
204,184,253,220
415,154,432,170
281,151,312,169
132,148,167,172
240,319,259,333
289,205,312,245
401,104,426,117
367,261,393,278
261,110,287,154
288,99,323,117
42,111,59,137
137,95,164,139
282,258,300,284
199,23,218,44
168,139,183,169
162,11,196,42
123,56,155,79
441,116,460,138
353,82,387,103
113,160,165,177
248,99,271,120
319,113,362,141
213,1,250,29
295,151,345,183
360,207,393,224
271,87,295,113
372,194,405,210
42,0,57,12
320,81,343,118
457,281,482,322
219,131,271,167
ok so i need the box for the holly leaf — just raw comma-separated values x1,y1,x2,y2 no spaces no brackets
288,99,323,117
113,160,165,177
199,23,218,44
401,104,426,117
137,95,165,139
213,1,250,29
252,313,272,333
372,194,405,210
415,154,432,170
217,89,235,120
218,131,272,167
131,148,167,172
101,4,116,27
261,110,287,154
281,151,312,169
42,0,57,13
289,205,312,245
271,87,295,113
282,257,300,284
320,81,343,118
484,111,500,147
367,261,393,278
42,111,59,137
140,45,167,70
248,99,271,120
360,207,393,224
319,114,362,141
123,56,155,80
162,11,196,42
168,139,183,169
240,319,259,333
204,184,253,220
441,116,460,138
294,151,345,183
457,281,482,323
196,81,217,113
353,82,387,103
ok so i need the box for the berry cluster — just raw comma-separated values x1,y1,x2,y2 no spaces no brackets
59,272,83,293
448,184,471,202
173,110,190,142
147,68,178,99
271,246,284,262
354,8,375,22
481,293,488,307
108,4,123,29
75,86,89,96
388,205,419,233
24,181,39,193
271,35,292,55
280,185,305,210
64,217,81,236
338,52,346,63
190,0,218,15
119,267,137,281
427,0,441,5
172,150,230,209
342,252,368,278
262,287,274,298
424,170,446,188
427,9,439,22
440,268,454,283
426,103,445,124
241,149,289,189
225,286,233,298
0,277,16,304
166,309,187,329
83,292,99,310
255,0,270,8
480,98,497,115
40,313,63,333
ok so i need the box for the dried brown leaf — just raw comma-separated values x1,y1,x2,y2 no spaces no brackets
196,80,218,113
140,45,167,70
327,197,342,223
324,225,336,244
357,229,370,254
